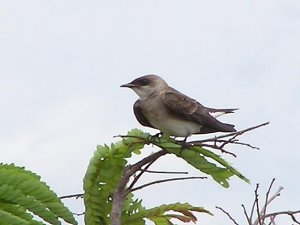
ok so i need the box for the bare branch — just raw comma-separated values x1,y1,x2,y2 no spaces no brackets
264,210,300,224
59,193,83,199
242,204,252,225
241,179,300,225
261,178,276,224
128,158,157,190
73,212,85,216
249,196,256,222
130,176,207,192
140,169,188,175
254,184,263,225
216,206,239,225
193,143,237,157
188,122,269,144
253,182,284,225
186,122,269,155
216,139,260,150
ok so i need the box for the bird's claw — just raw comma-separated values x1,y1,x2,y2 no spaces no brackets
177,137,192,155
149,132,163,142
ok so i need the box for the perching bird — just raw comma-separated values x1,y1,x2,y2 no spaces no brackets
121,75,237,137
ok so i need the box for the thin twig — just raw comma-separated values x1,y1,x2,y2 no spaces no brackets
130,176,207,192
195,138,259,150
215,139,260,150
255,184,263,225
242,204,252,225
185,122,268,155
140,169,188,175
192,122,269,143
192,142,237,157
73,212,85,216
262,178,276,224
128,159,157,190
249,195,257,222
264,210,300,224
253,186,284,225
216,206,239,225
269,216,276,225
59,193,83,199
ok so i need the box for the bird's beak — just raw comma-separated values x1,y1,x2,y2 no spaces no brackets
120,82,139,88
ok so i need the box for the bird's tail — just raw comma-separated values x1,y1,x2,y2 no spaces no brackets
200,122,236,134
206,107,238,118
219,122,236,132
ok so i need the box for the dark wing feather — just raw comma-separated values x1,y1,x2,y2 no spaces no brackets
133,100,154,128
162,88,236,133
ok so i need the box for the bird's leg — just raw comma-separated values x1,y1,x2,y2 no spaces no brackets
178,136,191,155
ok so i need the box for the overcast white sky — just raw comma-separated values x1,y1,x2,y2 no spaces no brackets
1,1,300,224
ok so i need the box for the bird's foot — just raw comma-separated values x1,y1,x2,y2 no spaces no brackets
149,132,163,142
177,137,192,155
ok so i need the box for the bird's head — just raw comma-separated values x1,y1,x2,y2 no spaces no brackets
121,75,168,99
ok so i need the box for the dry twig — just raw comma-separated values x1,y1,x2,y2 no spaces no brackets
216,206,239,225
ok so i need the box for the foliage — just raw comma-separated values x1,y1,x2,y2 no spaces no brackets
0,163,77,225
83,129,248,225
152,134,249,187
123,202,212,225
83,133,148,225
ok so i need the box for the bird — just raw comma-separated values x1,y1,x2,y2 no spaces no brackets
121,75,237,138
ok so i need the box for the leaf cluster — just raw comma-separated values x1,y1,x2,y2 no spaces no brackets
83,129,249,225
0,163,77,225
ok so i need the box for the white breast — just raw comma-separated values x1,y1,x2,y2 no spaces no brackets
149,117,200,137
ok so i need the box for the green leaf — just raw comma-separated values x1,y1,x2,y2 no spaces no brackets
0,163,77,225
124,202,212,225
152,135,249,187
83,130,148,225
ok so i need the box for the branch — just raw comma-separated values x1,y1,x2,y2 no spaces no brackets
216,206,239,225
264,211,300,225
139,169,188,175
241,179,300,225
192,122,269,143
253,180,284,225
59,193,83,199
254,184,262,225
130,176,207,192
187,122,269,155
111,150,168,225
197,143,237,157
242,204,252,225
128,158,157,190
261,178,276,224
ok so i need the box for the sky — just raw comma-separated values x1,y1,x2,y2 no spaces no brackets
1,0,300,224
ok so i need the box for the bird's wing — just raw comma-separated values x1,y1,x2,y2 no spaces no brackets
162,88,235,132
162,88,212,123
133,100,154,128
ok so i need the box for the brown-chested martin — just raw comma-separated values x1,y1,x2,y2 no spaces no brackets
121,75,237,137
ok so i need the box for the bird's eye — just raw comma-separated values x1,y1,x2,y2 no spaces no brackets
139,78,149,86
132,78,149,86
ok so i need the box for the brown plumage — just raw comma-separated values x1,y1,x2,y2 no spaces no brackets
121,75,237,137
